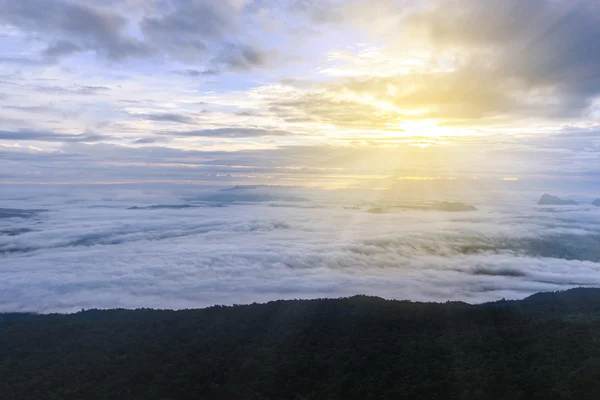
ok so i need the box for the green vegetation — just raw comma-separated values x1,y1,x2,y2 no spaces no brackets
2,288,600,400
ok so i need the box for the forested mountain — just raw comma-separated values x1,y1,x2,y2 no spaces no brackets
2,288,600,400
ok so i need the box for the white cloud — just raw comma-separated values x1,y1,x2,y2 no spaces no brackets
1,184,599,313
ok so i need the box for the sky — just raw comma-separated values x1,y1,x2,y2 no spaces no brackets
0,0,599,188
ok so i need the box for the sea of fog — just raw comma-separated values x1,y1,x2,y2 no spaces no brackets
1,183,600,313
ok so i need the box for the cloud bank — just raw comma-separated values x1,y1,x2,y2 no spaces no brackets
1,184,599,313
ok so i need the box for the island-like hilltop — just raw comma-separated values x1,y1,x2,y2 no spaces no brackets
537,194,578,205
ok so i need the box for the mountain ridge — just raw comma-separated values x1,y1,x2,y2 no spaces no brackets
2,287,599,321
2,287,600,399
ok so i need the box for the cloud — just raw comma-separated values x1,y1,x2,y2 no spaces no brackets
393,0,600,120
34,84,111,95
0,0,599,184
139,0,229,57
1,184,600,312
0,130,113,143
173,69,220,77
133,137,158,144
269,91,408,130
0,56,46,66
0,0,269,70
288,0,344,24
0,0,150,61
165,127,294,137
212,43,270,71
43,40,82,58
1,105,54,114
140,0,270,69
260,0,600,128
132,112,195,124
2,138,598,187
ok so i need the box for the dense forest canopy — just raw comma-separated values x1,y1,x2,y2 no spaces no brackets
2,288,600,400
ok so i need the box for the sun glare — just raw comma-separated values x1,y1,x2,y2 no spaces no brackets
400,120,470,138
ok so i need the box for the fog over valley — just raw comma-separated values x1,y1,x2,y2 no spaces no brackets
2,183,599,313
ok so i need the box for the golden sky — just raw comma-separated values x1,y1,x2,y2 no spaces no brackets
1,0,599,185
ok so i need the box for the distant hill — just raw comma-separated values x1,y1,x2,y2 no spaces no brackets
537,194,578,205
487,287,600,319
2,288,600,399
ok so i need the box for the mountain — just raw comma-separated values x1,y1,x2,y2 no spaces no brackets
537,193,578,205
488,287,600,319
2,289,600,399
435,202,477,211
593,199,600,206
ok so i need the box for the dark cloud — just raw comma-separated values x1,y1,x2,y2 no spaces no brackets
139,0,268,69
288,0,343,24
0,57,45,66
42,140,591,181
213,44,270,71
118,100,145,104
133,138,158,144
173,69,220,77
43,40,82,58
140,0,223,61
0,0,150,61
0,148,80,163
77,85,111,94
0,129,113,143
0,0,269,70
166,127,293,138
1,105,54,113
134,113,195,124
34,84,111,95
402,0,600,118
0,78,20,86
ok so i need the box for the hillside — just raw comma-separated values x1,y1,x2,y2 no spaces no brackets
2,289,600,400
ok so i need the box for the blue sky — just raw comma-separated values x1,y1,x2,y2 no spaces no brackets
1,0,599,187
